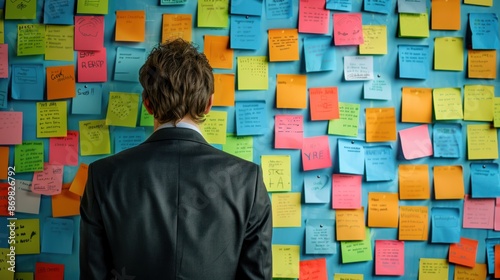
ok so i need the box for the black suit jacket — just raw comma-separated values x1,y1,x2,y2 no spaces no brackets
80,128,272,279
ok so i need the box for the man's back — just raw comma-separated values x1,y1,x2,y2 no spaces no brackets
80,128,272,279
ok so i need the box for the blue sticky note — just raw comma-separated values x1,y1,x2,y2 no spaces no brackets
114,47,146,82
326,0,352,12
231,0,262,16
432,123,462,158
306,219,336,254
43,0,75,25
41,217,74,254
0,78,8,109
304,36,336,72
265,0,292,19
471,163,500,198
397,0,426,13
72,83,103,115
469,13,499,50
338,139,365,175
11,64,45,100
304,173,330,203
364,145,394,181
0,217,9,248
160,0,187,5
431,207,461,243
398,45,429,79
363,74,391,100
235,101,267,136
114,127,146,154
230,15,261,50
364,0,392,14
486,238,500,274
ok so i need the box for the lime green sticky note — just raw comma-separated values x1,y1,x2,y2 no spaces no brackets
139,104,154,127
14,141,44,173
261,155,291,192
201,110,227,144
5,0,37,19
0,10,5,44
45,25,74,61
0,248,14,279
17,24,45,56
328,102,360,137
105,92,140,127
37,101,68,138
237,56,268,90
465,0,492,6
464,85,494,121
77,0,109,14
15,219,40,255
222,134,253,162
399,13,429,38
433,88,463,120
340,228,372,263
494,97,500,128
434,37,463,71
14,272,33,280
79,119,111,156
197,0,229,28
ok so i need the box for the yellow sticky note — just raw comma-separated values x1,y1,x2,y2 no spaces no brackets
454,263,487,280
77,0,108,14
272,245,300,278
268,29,299,62
276,74,307,109
162,14,192,43
434,37,464,71
433,88,463,120
419,258,448,280
5,0,36,19
464,0,492,6
494,97,500,128
365,107,397,143
431,0,460,30
105,92,140,127
79,119,111,156
14,272,33,280
368,192,399,228
272,193,301,227
336,208,365,241
467,124,498,160
213,74,235,107
398,164,430,200
36,101,68,138
204,35,233,69
433,166,465,200
237,56,268,90
197,0,229,28
52,184,80,217
468,50,496,79
0,10,4,44
464,85,494,121
17,24,45,56
261,155,291,192
401,87,432,123
115,10,145,42
399,13,429,38
200,110,227,144
0,248,14,279
45,25,74,61
359,25,387,55
15,219,40,255
334,274,363,280
399,206,428,241
69,163,88,196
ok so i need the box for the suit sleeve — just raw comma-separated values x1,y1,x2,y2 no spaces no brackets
236,165,273,280
80,164,113,280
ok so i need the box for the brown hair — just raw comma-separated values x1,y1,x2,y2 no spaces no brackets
139,39,214,125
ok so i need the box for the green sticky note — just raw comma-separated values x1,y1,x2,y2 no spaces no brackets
5,0,37,20
201,110,227,145
237,56,268,90
15,219,41,255
328,102,360,137
399,13,429,38
0,10,4,44
340,228,372,263
14,272,34,280
17,24,45,56
79,119,111,156
37,101,68,138
222,134,253,162
77,0,109,14
139,104,154,127
45,25,74,61
105,92,140,127
14,141,44,173
197,0,229,28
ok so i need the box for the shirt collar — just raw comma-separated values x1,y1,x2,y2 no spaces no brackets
156,121,203,136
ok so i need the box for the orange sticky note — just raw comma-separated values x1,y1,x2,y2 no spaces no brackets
449,237,478,268
268,29,299,62
204,35,233,69
276,74,307,109
368,192,399,228
213,73,235,106
309,87,339,121
455,263,486,280
52,183,80,217
401,87,432,123
433,166,464,200
399,206,428,241
162,14,192,43
0,147,8,180
300,258,327,280
495,245,500,278
398,164,430,200
365,107,397,142
468,50,496,79
431,0,460,30
115,10,145,42
35,262,64,280
336,208,365,241
46,65,76,100
69,163,88,196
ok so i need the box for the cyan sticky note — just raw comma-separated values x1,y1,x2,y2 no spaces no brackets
398,0,426,13
306,219,336,254
486,238,500,274
326,0,352,11
230,0,262,16
41,217,74,254
235,101,267,136
114,47,146,82
265,0,292,19
113,127,145,154
432,123,462,158
469,13,499,50
11,64,45,100
398,45,429,79
44,0,75,25
0,77,8,108
230,15,261,50
364,145,395,181
471,163,500,198
0,217,8,247
304,36,336,72
304,173,331,203
431,207,461,243
364,0,392,14
72,83,102,115
364,74,391,100
338,139,365,175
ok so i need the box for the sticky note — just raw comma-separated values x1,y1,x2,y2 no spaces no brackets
486,239,500,274
69,163,88,197
77,0,108,14
399,13,429,38
0,248,14,279
471,163,500,198
328,102,360,137
113,127,145,154
276,74,307,108
44,0,75,25
365,107,396,142
45,25,74,62
399,124,433,160
467,124,498,160
398,206,428,241
162,14,192,43
398,45,429,79
266,0,292,19
433,165,464,199
326,0,352,11
418,258,448,280
139,103,154,127
463,195,494,229
334,13,363,46
204,35,233,69
0,147,7,180
300,258,327,280
433,88,463,120
334,274,363,280
268,29,299,62
455,263,487,280
272,192,301,227
364,0,391,14
237,56,268,90
449,237,479,268
15,272,33,280
46,65,76,100
161,0,187,4
272,245,300,278
15,180,41,215
469,13,499,50
15,219,40,254
14,141,44,173
52,184,80,217
304,173,330,204
0,112,22,145
302,136,331,171
398,164,430,200
79,120,111,156
464,85,494,121
49,131,79,166
115,10,145,42
105,92,140,127
495,198,500,231
261,155,291,192
35,262,64,280
431,207,461,243
298,0,330,34
0,10,4,44
114,47,146,82
465,0,492,6
375,240,404,275
398,0,426,13
11,64,45,100
303,36,336,72
72,83,102,115
222,135,253,162
31,163,63,196
434,37,464,71
338,139,364,175
364,145,395,182
363,75,391,100
431,0,460,30
359,25,387,55
0,44,7,78
367,192,398,228
41,218,73,254
496,245,500,277
5,0,36,19
401,88,432,123
229,15,261,50
74,16,104,51
200,110,227,144
197,0,229,28
0,183,9,216
344,56,373,80
274,115,303,149
213,74,235,107
332,174,362,209
468,50,496,79
309,87,339,121
336,208,365,240
495,98,500,128
36,101,68,138
0,78,7,109
341,228,372,263
77,48,107,82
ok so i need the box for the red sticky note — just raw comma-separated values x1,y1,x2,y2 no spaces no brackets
300,258,328,280
74,16,104,51
49,131,79,166
275,115,303,149
35,262,64,280
0,44,8,78
309,87,339,121
495,245,500,278
302,136,332,171
77,48,107,82
0,147,8,180
449,237,478,268
298,0,330,34
31,163,64,196
333,13,364,46
0,183,9,216
332,174,362,209
375,240,405,275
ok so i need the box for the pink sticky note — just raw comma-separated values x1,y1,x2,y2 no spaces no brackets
332,174,362,209
49,131,79,166
463,195,495,229
333,13,364,46
31,163,64,195
77,48,107,82
399,124,433,160
302,136,332,171
495,198,500,231
375,240,405,276
0,44,8,78
298,0,330,34
0,112,23,145
74,16,104,51
300,258,328,280
275,115,303,149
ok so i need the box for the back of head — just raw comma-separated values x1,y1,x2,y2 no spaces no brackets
139,39,214,125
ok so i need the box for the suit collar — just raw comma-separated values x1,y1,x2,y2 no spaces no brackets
143,127,209,145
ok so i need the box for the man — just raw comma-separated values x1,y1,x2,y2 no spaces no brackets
80,39,272,279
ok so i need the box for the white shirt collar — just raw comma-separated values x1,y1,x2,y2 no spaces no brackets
156,121,203,136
